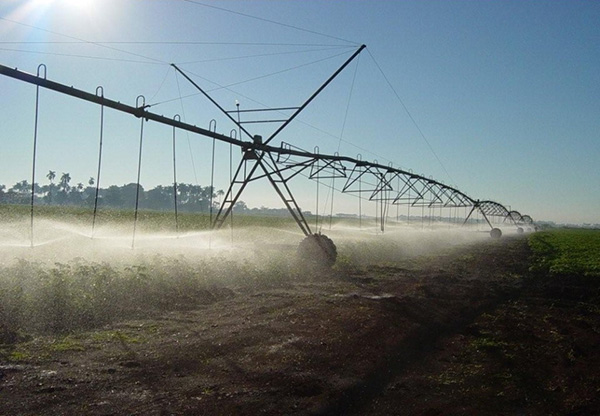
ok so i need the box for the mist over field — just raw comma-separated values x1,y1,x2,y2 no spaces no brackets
0,217,492,268
0,205,523,346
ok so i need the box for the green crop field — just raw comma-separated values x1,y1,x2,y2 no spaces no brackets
0,204,311,344
528,228,600,278
0,203,307,231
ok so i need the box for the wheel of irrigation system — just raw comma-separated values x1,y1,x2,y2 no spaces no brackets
297,233,337,268
490,228,502,239
517,227,524,234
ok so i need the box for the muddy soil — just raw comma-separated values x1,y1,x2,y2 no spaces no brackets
1,236,599,415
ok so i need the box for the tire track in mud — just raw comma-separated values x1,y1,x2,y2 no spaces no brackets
0,237,533,416
314,290,519,415
313,237,531,415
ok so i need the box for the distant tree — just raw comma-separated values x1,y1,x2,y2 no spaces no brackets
204,186,215,202
83,177,97,204
121,183,144,208
55,172,71,205
234,200,248,212
173,183,212,212
145,185,173,210
10,180,29,194
103,185,123,207
42,170,57,205
8,180,31,204
59,172,71,192
1,174,233,212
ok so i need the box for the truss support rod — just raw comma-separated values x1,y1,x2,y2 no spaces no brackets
170,64,254,140
212,156,261,230
212,151,313,237
504,213,519,229
480,209,494,229
263,44,366,146
463,205,477,226
464,203,494,230
227,106,300,113
258,154,312,236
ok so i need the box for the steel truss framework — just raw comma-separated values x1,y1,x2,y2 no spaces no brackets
0,45,534,257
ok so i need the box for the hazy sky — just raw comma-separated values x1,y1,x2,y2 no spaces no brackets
0,0,598,224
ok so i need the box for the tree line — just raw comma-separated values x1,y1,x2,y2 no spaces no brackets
0,170,242,213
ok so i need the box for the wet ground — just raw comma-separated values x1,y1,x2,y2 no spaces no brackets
1,236,599,415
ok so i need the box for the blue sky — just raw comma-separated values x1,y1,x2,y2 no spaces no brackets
0,0,598,224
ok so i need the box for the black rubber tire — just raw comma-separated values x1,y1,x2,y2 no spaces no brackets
517,227,524,234
297,233,337,268
490,228,502,239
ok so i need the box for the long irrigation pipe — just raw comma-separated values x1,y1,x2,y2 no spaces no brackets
0,63,531,229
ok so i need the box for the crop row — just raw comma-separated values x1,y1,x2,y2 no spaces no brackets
528,229,600,278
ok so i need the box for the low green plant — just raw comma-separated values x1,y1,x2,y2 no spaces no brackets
90,330,141,344
9,350,31,361
0,249,307,343
470,336,508,351
50,336,86,352
528,229,600,278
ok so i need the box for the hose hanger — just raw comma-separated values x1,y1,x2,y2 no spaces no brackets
209,119,217,227
91,85,105,238
132,95,146,249
29,64,47,248
173,114,181,236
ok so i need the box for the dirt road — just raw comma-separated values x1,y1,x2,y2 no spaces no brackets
1,236,599,415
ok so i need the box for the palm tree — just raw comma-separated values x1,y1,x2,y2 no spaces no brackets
55,172,71,205
45,170,56,204
59,172,71,193
46,170,56,183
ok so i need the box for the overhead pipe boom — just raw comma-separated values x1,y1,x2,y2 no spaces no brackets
0,62,482,202
0,61,477,206
0,61,482,206
0,59,534,263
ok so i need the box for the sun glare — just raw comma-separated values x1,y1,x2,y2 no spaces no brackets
65,0,94,10
33,0,95,11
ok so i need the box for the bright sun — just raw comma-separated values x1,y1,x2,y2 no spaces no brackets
34,0,95,11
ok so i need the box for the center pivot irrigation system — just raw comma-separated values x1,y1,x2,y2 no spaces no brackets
0,44,534,266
